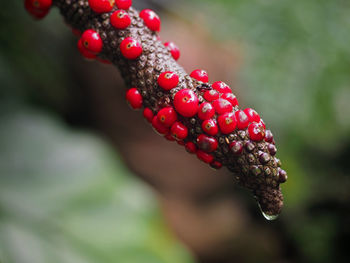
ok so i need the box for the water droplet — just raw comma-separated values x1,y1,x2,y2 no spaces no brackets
258,203,279,221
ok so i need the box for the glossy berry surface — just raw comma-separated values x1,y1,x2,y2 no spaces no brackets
212,98,233,115
157,71,179,90
202,119,218,136
139,9,161,32
157,107,177,127
164,42,180,60
126,88,143,109
196,150,214,164
190,69,209,83
81,29,103,54
185,142,197,154
110,10,131,29
116,0,132,9
28,0,52,10
143,108,154,123
173,89,199,117
248,122,265,141
218,112,237,134
203,89,220,102
152,116,169,135
77,39,96,59
120,37,142,59
171,122,188,140
212,81,231,94
25,0,51,19
88,0,115,13
221,93,238,106
198,102,215,120
244,108,261,123
235,110,249,130
197,134,218,153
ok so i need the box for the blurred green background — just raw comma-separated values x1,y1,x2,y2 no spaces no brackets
1,0,350,263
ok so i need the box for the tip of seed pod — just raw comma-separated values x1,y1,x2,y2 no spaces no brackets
255,186,284,220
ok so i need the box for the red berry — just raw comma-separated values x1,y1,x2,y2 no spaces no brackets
24,0,50,19
27,0,52,10
229,141,243,155
110,10,131,29
212,81,231,94
164,133,176,141
81,29,103,54
77,39,96,59
173,89,199,117
244,108,261,123
185,142,197,154
126,88,143,109
203,89,220,102
157,107,177,127
210,161,222,170
115,0,132,9
235,110,249,130
190,69,209,83
202,119,218,136
139,9,161,32
157,71,179,90
120,37,143,59
198,102,215,120
218,112,237,134
248,122,265,141
152,116,169,135
170,122,188,140
164,42,180,60
212,98,233,115
88,0,115,13
143,108,154,123
196,150,214,164
197,134,218,153
259,119,266,129
221,93,238,106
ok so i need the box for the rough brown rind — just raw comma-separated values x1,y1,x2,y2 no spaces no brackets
52,0,287,217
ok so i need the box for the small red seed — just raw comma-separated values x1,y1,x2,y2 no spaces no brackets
229,141,243,155
171,122,188,140
115,0,132,10
77,39,96,60
212,98,233,115
139,9,161,32
244,108,261,123
157,107,177,127
126,88,143,109
88,0,115,14
173,89,199,117
248,122,265,141
110,10,131,29
201,119,218,136
157,71,179,90
152,116,169,135
164,42,180,60
143,108,154,123
212,81,231,94
198,102,215,120
190,69,209,83
196,150,214,164
185,142,197,154
197,134,218,153
203,89,220,102
81,29,103,54
218,112,237,134
221,93,238,106
120,37,143,59
235,110,249,130
210,161,223,170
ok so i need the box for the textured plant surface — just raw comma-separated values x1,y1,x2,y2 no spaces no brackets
25,0,288,218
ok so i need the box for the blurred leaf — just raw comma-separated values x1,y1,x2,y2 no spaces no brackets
0,107,193,263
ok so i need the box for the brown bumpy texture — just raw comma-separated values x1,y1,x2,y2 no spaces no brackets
52,0,286,217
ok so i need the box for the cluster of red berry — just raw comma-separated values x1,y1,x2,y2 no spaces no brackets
24,0,287,218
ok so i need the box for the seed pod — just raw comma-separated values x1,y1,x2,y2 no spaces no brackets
26,0,288,219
